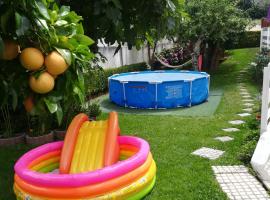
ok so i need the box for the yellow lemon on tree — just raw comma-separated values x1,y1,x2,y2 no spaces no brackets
45,51,69,75
29,72,55,94
1,40,19,60
20,48,44,71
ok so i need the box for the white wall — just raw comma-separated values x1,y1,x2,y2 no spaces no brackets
97,39,174,69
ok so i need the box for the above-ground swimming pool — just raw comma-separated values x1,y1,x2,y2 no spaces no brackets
108,70,210,109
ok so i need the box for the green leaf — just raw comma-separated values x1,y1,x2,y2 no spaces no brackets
55,48,72,65
111,0,122,9
35,18,49,30
11,89,18,110
56,103,63,125
145,33,154,47
73,86,84,103
15,12,31,36
55,20,68,26
167,0,176,11
59,6,70,17
35,1,50,21
77,23,84,35
0,8,13,34
73,34,94,46
0,36,4,57
44,98,58,113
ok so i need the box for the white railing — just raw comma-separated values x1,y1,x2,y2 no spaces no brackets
260,27,270,50
251,63,270,188
97,39,174,69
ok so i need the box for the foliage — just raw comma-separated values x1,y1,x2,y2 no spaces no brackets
0,0,95,135
249,48,270,85
180,0,249,70
184,0,249,45
59,0,186,50
247,4,269,19
238,116,260,164
225,31,260,50
236,0,269,19
85,63,147,97
85,103,102,118
157,44,192,66
238,129,260,164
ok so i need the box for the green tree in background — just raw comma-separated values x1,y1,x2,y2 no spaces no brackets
59,0,185,51
181,0,249,70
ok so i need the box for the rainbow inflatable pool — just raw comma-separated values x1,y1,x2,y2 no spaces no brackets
14,112,156,199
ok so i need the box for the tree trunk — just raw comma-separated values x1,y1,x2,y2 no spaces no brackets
210,45,220,70
192,39,202,71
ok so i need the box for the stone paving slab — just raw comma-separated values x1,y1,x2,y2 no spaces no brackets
240,92,250,95
243,103,254,107
240,89,248,92
238,113,252,117
212,165,248,174
215,136,234,142
242,108,253,112
228,120,245,125
242,95,252,98
192,147,224,160
222,128,240,132
242,99,254,102
212,165,270,200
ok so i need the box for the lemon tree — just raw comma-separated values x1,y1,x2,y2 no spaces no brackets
0,0,95,126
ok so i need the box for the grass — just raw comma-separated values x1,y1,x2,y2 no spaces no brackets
0,48,259,200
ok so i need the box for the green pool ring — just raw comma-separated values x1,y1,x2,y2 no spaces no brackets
127,176,156,200
38,162,59,173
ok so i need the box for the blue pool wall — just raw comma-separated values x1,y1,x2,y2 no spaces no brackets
108,70,210,109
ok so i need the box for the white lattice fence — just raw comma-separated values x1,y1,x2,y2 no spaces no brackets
251,63,270,188
261,27,270,50
97,39,174,69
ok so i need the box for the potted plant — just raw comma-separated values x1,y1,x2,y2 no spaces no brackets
26,113,54,146
0,105,25,147
87,103,102,121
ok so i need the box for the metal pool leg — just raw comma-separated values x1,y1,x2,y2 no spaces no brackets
189,80,192,107
121,81,128,107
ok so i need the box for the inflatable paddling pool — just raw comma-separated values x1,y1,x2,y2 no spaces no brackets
109,70,210,109
14,112,156,199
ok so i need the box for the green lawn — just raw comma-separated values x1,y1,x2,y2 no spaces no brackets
0,48,259,200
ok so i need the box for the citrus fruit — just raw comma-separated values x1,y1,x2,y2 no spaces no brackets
29,72,55,94
20,48,44,71
1,40,19,60
23,96,34,112
45,51,69,75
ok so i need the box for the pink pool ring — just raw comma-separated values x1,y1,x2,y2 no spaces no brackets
14,136,150,188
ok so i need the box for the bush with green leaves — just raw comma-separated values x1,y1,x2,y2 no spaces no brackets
238,117,260,164
85,63,147,97
225,31,260,50
0,0,95,135
249,48,270,86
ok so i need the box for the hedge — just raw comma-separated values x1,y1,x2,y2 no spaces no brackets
225,31,260,50
85,62,147,97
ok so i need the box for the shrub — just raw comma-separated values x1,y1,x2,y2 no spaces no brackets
86,103,102,118
85,63,147,97
157,45,192,66
225,31,260,50
247,4,268,19
249,48,270,85
238,118,260,164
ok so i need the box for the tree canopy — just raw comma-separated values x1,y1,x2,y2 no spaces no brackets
180,0,249,69
59,0,185,49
